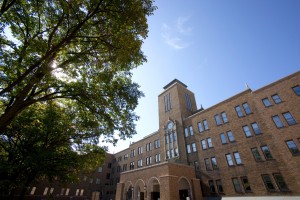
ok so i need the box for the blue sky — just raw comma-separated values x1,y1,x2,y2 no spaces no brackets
107,0,300,153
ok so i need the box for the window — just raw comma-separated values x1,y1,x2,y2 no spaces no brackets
60,188,65,196
116,166,121,172
273,173,289,191
185,93,193,111
174,148,179,156
184,127,189,137
271,94,282,104
261,145,273,160
98,167,103,172
146,143,152,151
242,103,252,114
251,147,263,161
123,164,127,171
243,125,252,137
235,106,243,117
241,177,252,192
233,152,242,165
262,174,276,192
30,187,36,195
146,157,152,165
209,180,216,193
262,98,272,107
194,161,200,171
189,126,194,136
192,143,197,152
138,147,142,154
205,158,211,170
106,173,110,179
130,149,135,157
272,115,284,128
137,159,143,168
80,189,84,196
75,189,80,196
165,134,169,144
186,144,191,154
174,132,177,141
226,154,234,166
124,154,128,160
171,149,174,157
169,133,173,144
232,178,242,192
155,154,160,163
107,163,112,168
166,150,170,159
207,138,213,148
96,178,100,184
130,162,134,170
220,133,227,144
227,131,235,142
292,85,300,96
221,112,228,123
164,93,172,112
211,157,218,169
216,180,224,193
154,139,160,148
214,114,222,125
198,122,203,133
65,188,70,196
203,120,209,130
251,122,261,135
286,140,300,155
201,140,207,149
283,112,297,125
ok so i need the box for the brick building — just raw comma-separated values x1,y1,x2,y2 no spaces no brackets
26,71,300,200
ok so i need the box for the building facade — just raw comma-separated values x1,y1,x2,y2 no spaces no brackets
26,71,300,200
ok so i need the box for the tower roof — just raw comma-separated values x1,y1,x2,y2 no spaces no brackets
163,79,187,90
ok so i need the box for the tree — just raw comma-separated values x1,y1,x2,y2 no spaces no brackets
0,102,106,198
0,0,155,135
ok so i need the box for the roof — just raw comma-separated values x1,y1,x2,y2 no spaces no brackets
163,79,187,90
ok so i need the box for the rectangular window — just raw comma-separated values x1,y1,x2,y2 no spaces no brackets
171,149,174,157
65,188,70,196
201,140,207,149
75,189,79,196
155,154,161,163
220,133,227,144
96,178,100,184
227,131,235,142
174,148,179,156
137,159,143,168
207,138,213,148
233,152,242,165
251,147,263,161
130,162,134,170
124,154,128,160
251,122,261,135
209,180,216,193
169,133,173,143
214,114,222,125
262,98,272,107
165,134,169,144
221,112,228,123
226,154,234,166
189,126,194,136
138,147,142,154
243,103,252,114
123,164,127,171
154,139,160,148
261,145,273,159
292,85,300,96
184,127,189,137
146,156,152,165
166,150,170,159
205,158,211,170
194,161,200,171
243,125,252,137
192,143,197,152
286,140,300,155
146,143,152,151
211,157,218,169
203,120,209,130
272,115,284,128
262,174,276,192
185,93,193,111
106,173,110,179
232,178,242,192
273,173,289,191
186,144,191,154
198,122,203,133
235,106,243,117
130,149,135,157
216,180,224,193
164,93,172,112
283,112,297,125
30,187,36,195
49,188,54,195
174,132,177,141
241,177,252,192
271,94,282,104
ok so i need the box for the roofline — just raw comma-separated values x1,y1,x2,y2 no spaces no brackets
163,79,187,90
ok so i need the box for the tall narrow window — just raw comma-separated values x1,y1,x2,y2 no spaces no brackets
189,126,194,136
164,93,172,112
262,98,272,107
226,154,234,166
272,115,284,128
184,127,189,137
166,150,170,159
198,122,203,133
221,112,228,123
283,112,297,125
220,133,227,144
273,174,289,191
138,147,142,154
186,144,191,154
203,120,209,130
174,132,177,141
30,187,36,195
241,177,252,192
262,174,276,192
207,138,213,148
169,133,173,143
235,106,243,117
165,135,169,144
216,180,224,193
194,161,200,171
292,85,300,96
209,180,216,193
271,94,282,104
201,140,207,150
243,125,252,137
261,145,273,159
227,131,235,142
137,159,143,167
233,152,242,165
251,147,263,161
185,93,193,111
232,178,242,192
242,103,252,114
286,140,300,155
211,157,218,169
205,158,211,170
251,122,261,135
214,114,222,125
175,148,179,156
192,143,197,152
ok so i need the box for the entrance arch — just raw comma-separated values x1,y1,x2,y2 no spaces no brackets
147,177,160,200
134,179,146,200
178,176,192,200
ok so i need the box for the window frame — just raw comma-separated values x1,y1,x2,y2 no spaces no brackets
271,94,282,104
251,147,263,161
262,97,272,107
242,102,252,115
285,140,300,155
292,85,300,96
232,178,243,193
221,112,228,123
235,105,244,117
261,145,273,160
251,122,261,135
273,173,289,192
282,112,297,125
214,114,222,126
272,115,284,128
226,154,234,166
243,125,252,137
262,174,276,192
241,176,252,192
233,152,242,165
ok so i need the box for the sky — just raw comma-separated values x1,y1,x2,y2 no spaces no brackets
106,0,300,153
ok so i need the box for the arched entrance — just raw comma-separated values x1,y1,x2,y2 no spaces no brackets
134,179,146,200
148,177,160,200
125,183,134,200
178,177,192,200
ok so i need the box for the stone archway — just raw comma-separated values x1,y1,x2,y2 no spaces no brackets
123,182,134,200
178,176,192,200
134,179,146,200
147,177,160,200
